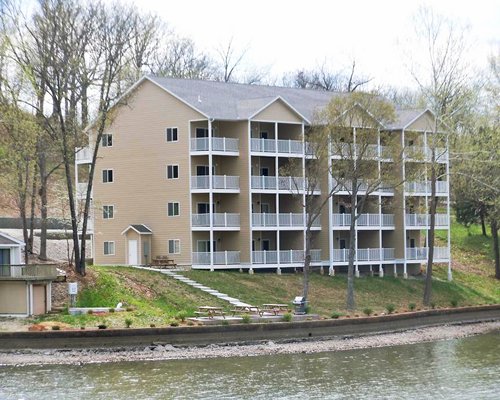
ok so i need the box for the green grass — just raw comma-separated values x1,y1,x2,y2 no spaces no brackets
35,266,227,328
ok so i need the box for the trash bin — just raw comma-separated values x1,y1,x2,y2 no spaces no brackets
293,296,307,314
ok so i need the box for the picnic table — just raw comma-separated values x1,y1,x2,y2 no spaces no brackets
195,306,226,319
231,304,263,316
261,303,290,315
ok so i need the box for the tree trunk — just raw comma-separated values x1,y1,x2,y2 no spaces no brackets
480,212,487,237
346,188,357,311
302,228,312,302
491,220,499,280
423,155,437,306
37,143,48,261
28,164,38,256
18,164,29,265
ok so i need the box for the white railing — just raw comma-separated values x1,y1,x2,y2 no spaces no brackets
379,145,393,160
332,213,352,226
331,248,395,262
251,138,276,153
252,213,278,227
192,213,240,228
279,213,307,227
405,146,448,163
381,214,395,227
251,176,317,193
357,214,381,227
192,251,240,265
252,213,321,228
405,181,448,194
252,250,278,264
406,247,449,260
191,175,240,190
191,137,239,153
75,147,92,162
76,182,89,199
405,214,449,227
277,139,303,155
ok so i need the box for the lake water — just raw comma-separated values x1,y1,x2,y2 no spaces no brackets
1,331,499,399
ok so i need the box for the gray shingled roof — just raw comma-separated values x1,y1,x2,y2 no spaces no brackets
146,76,427,129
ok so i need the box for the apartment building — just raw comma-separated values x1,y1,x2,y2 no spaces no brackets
75,76,451,279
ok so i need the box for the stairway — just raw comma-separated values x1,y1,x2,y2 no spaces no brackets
132,266,251,307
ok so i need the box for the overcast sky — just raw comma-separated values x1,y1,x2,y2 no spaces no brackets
130,0,498,88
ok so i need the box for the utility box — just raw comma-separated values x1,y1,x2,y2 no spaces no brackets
293,296,306,314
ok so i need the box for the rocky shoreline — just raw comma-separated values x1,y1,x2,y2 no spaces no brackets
1,321,498,366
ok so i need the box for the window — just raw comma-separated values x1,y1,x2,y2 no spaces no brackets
168,202,180,216
104,241,115,255
168,239,180,254
102,133,113,147
196,165,214,176
260,131,268,139
166,127,178,142
167,165,179,179
196,127,209,138
102,205,114,219
102,169,113,183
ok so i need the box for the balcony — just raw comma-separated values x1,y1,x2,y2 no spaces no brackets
332,179,394,195
331,143,393,161
76,182,90,199
191,213,240,230
406,247,450,261
405,146,448,163
251,213,321,230
405,181,448,196
251,138,312,157
0,264,58,280
252,249,322,265
192,251,240,266
332,213,395,229
190,137,239,155
251,176,320,194
75,147,92,164
191,175,240,193
405,214,449,228
331,248,395,263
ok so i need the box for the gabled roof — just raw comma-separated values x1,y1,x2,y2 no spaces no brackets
0,231,25,246
121,224,153,235
385,109,433,130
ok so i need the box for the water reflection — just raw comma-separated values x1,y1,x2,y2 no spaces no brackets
1,332,499,399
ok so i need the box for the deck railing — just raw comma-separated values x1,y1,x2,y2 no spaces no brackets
0,264,58,279
406,247,449,260
192,251,240,265
331,248,395,262
252,213,321,228
405,214,449,227
191,175,240,190
405,181,448,194
191,137,239,153
75,147,92,163
251,176,318,193
192,213,240,228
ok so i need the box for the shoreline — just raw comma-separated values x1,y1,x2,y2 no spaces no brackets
1,320,498,366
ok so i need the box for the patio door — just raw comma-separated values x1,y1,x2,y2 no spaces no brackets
0,249,10,265
197,240,216,252
128,240,138,265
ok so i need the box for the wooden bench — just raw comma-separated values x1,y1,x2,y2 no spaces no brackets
230,305,262,316
196,306,226,319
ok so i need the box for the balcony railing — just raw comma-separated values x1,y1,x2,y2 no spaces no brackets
250,138,313,156
192,213,240,228
0,264,58,280
191,137,239,153
192,251,240,265
331,248,395,262
76,182,90,199
332,179,394,194
405,214,449,227
405,146,448,163
75,147,92,163
251,249,322,264
191,175,240,191
251,138,276,153
251,213,321,228
251,176,319,193
406,247,450,260
405,181,448,195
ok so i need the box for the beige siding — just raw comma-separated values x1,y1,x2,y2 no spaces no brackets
406,111,435,131
0,281,27,314
93,80,204,265
253,99,303,123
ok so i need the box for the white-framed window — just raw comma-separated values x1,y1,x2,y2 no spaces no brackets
168,239,180,254
167,165,179,179
102,205,114,219
104,241,115,255
166,127,178,142
167,202,180,216
102,133,113,147
102,169,113,183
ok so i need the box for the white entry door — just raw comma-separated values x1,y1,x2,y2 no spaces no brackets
128,240,138,265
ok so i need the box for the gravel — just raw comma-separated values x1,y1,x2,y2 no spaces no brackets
0,321,498,366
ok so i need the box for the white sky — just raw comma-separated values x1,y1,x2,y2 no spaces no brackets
131,0,499,88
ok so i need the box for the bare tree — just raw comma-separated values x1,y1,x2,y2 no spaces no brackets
316,92,399,311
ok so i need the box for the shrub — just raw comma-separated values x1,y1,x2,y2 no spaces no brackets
282,313,292,322
176,311,188,322
304,305,311,314
186,321,194,326
126,307,134,312
125,318,133,328
149,324,156,328
170,321,179,327
408,303,416,311
430,302,436,309
109,308,115,313
385,304,395,314
241,314,251,324
80,326,85,330
362,308,373,316
51,325,60,330
97,324,107,329
87,309,94,315
331,311,342,319
450,299,458,308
